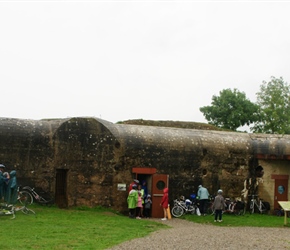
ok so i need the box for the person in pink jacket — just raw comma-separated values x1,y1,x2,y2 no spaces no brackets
160,187,169,220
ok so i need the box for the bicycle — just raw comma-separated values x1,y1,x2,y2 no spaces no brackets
17,186,33,205
19,186,54,206
0,202,36,219
171,198,196,217
207,197,245,216
224,198,245,215
249,195,269,214
274,205,290,217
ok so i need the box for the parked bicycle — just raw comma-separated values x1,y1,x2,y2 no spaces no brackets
0,171,36,219
225,198,245,215
207,197,245,215
249,195,270,214
274,206,290,217
171,195,198,217
19,186,54,206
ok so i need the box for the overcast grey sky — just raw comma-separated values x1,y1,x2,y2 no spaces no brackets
1,1,290,124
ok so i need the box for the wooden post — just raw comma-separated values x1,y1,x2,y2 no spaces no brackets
278,201,290,226
167,204,172,220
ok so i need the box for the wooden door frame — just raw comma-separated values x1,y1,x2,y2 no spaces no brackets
271,174,289,209
132,167,169,218
151,174,169,218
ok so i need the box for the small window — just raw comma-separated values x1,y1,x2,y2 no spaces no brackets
255,165,264,177
278,185,285,194
156,180,166,190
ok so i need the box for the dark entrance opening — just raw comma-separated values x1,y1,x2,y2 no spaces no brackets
55,169,68,208
132,167,169,218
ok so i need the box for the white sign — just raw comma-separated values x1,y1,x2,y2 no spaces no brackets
117,183,126,191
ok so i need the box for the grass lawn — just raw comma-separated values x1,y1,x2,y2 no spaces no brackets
1,205,167,250
1,205,289,250
183,211,290,227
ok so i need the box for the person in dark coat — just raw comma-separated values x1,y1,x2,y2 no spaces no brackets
0,164,9,200
5,170,17,204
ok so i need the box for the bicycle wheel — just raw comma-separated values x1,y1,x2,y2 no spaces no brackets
249,203,255,214
21,207,36,216
190,207,196,215
232,203,241,215
274,209,283,216
260,204,268,214
187,205,195,215
38,196,54,206
171,206,184,217
19,191,33,205
233,208,241,215
240,207,246,215
207,204,214,215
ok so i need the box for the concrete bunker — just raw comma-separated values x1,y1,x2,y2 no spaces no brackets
0,117,289,215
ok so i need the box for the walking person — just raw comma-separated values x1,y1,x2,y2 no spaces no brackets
213,189,225,222
197,184,209,215
160,187,169,220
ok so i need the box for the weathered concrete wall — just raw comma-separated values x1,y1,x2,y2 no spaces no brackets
52,118,128,209
0,118,65,191
0,117,289,213
113,124,254,201
258,160,290,208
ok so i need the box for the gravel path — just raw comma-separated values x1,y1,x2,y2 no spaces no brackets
108,218,290,250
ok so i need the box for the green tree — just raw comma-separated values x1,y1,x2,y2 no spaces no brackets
252,76,290,134
200,88,259,131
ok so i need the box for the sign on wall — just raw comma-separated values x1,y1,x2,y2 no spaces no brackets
117,183,126,191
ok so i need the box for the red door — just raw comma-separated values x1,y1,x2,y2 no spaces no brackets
274,179,288,209
151,174,169,218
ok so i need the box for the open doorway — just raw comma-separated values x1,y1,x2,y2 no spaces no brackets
135,174,152,197
55,169,68,208
132,167,169,218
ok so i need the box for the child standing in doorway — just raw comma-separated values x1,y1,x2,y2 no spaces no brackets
137,184,145,217
136,191,143,219
144,194,152,218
